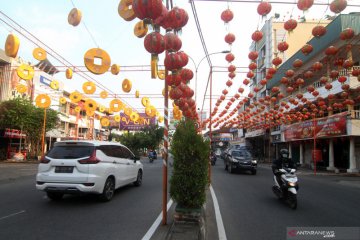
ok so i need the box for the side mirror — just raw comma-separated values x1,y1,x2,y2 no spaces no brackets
133,156,140,161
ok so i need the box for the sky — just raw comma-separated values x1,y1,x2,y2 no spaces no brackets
1,0,360,123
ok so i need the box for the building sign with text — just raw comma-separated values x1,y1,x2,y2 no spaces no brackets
110,113,156,131
284,112,347,141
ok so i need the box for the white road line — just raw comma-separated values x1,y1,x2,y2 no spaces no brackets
210,185,227,240
141,199,173,240
0,210,26,221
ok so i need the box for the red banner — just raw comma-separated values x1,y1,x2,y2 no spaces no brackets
284,112,347,141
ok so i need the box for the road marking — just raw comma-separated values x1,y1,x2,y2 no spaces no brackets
141,199,173,240
210,185,227,240
0,210,26,221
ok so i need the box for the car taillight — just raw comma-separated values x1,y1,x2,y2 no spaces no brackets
40,155,50,164
78,150,100,164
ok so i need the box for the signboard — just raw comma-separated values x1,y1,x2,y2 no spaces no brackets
110,113,156,131
284,112,347,141
2,128,26,138
245,129,265,138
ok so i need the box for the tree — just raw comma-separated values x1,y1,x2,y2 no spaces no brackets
0,98,59,159
170,119,209,209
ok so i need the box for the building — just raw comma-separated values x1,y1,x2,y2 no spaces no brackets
243,17,331,161
266,13,360,172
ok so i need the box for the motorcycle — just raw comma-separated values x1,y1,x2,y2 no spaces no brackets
148,151,157,163
210,155,216,166
272,167,299,209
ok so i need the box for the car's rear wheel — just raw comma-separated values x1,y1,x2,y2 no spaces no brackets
134,170,142,186
46,192,63,201
99,177,115,202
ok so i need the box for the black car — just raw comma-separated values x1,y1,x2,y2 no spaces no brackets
224,149,257,175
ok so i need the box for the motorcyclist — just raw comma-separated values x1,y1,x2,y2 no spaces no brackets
272,149,296,186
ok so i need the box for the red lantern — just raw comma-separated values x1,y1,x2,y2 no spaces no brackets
312,26,327,38
257,1,272,16
254,87,260,93
285,69,295,78
247,71,255,78
301,44,313,55
293,59,303,68
260,79,267,85
343,59,353,69
330,70,339,79
325,46,338,56
248,92,254,98
179,68,194,82
286,87,294,93
144,32,165,55
297,0,314,11
304,70,314,79
166,7,189,30
248,51,258,60
341,84,350,91
280,77,289,85
238,87,245,93
307,86,315,93
320,76,328,84
325,83,333,91
225,53,235,63
312,90,319,97
296,78,305,86
221,9,234,23
169,87,183,100
340,28,354,40
164,52,181,71
330,0,347,14
228,65,236,72
278,41,289,52
272,57,282,67
284,19,297,32
154,5,169,28
177,51,188,68
271,87,279,93
234,93,240,99
243,79,250,85
220,95,226,101
267,67,277,75
352,69,360,77
249,62,257,70
164,32,182,52
133,0,163,21
252,30,263,42
228,72,236,79
222,89,228,95
225,33,236,44
226,80,233,87
338,76,347,84
312,62,323,71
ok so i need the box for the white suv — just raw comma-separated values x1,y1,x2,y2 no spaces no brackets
36,140,143,201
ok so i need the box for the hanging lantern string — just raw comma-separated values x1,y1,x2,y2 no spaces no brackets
70,0,99,48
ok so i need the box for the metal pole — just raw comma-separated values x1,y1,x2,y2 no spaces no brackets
313,116,317,176
209,68,213,185
41,108,47,157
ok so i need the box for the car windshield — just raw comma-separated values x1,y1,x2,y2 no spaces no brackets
47,146,95,159
232,151,252,158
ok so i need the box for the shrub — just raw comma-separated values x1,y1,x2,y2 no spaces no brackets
170,119,209,208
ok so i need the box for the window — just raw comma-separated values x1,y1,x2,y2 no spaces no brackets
47,145,95,159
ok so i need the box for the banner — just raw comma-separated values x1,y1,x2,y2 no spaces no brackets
284,112,347,141
110,113,156,131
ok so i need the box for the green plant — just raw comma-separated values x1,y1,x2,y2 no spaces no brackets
170,119,209,209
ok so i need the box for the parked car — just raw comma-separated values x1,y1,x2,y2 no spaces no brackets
224,149,257,175
36,140,143,201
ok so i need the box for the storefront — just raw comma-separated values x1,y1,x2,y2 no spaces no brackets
0,128,27,160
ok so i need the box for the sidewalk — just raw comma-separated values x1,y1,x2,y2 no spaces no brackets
150,187,218,240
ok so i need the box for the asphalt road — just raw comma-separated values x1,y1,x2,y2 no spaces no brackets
0,158,167,240
211,160,360,240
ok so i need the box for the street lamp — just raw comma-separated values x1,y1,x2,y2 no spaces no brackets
187,50,230,123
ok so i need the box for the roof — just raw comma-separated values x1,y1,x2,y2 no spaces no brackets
267,13,360,90
35,58,59,75
54,140,126,147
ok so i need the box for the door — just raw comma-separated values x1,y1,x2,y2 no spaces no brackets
122,146,137,182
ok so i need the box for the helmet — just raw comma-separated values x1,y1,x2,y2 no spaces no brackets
280,149,289,159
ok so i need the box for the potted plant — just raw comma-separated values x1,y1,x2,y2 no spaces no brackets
170,119,209,218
